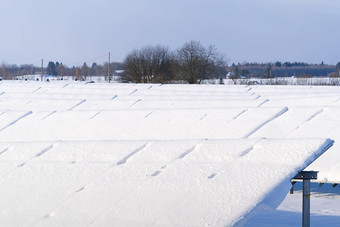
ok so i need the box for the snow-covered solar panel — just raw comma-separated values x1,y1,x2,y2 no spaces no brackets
0,81,337,226
0,139,332,226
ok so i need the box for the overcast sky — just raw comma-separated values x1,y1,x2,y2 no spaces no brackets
1,0,339,66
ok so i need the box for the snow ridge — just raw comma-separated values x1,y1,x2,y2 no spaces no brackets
42,111,57,120
129,89,138,95
36,144,54,157
0,111,33,132
257,99,270,107
0,147,9,155
117,142,149,165
244,107,289,138
68,99,86,111
233,109,248,120
90,112,101,119
32,87,41,93
150,142,204,178
129,99,142,108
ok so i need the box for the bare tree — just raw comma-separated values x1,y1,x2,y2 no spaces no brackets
122,45,174,83
122,49,146,83
336,62,340,76
81,62,90,80
264,64,273,78
175,40,226,84
72,67,82,81
57,63,65,80
0,63,9,80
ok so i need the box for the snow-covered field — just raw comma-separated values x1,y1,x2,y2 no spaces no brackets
0,81,339,226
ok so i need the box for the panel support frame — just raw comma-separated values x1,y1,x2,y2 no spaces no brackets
292,171,318,227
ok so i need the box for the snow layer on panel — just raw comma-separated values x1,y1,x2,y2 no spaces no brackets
285,107,340,183
0,111,33,132
260,96,339,108
125,93,256,100
0,98,85,111
0,107,289,141
250,86,340,107
0,110,102,142
76,97,266,110
241,85,340,184
249,107,325,138
0,81,338,226
0,139,330,227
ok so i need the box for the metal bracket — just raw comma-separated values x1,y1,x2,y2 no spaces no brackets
290,181,296,194
293,171,318,180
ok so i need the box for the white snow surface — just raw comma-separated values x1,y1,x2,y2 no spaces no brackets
0,81,336,226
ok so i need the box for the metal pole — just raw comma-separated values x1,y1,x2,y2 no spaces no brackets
293,171,318,227
302,179,310,227
108,52,111,83
41,59,43,81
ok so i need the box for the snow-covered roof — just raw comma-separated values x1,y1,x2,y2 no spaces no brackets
0,81,336,226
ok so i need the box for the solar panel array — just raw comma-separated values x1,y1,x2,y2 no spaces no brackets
0,81,336,226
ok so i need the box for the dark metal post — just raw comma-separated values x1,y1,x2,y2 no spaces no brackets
303,179,310,227
293,171,318,227
41,59,43,81
108,52,111,83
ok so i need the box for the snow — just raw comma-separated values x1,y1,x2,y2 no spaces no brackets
0,81,338,226
0,139,332,227
246,182,340,226
248,85,340,183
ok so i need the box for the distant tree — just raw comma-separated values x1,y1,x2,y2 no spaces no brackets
72,67,81,80
336,62,340,76
57,63,65,80
81,62,90,80
55,62,60,71
0,63,9,79
242,69,251,77
274,61,282,67
264,64,273,78
233,66,240,79
91,62,97,77
91,62,105,78
175,40,226,84
46,61,57,75
122,45,174,83
329,72,339,78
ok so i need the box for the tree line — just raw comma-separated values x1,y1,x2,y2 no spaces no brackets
0,41,227,84
229,62,340,79
0,61,122,81
45,61,122,81
122,40,227,84
1,41,339,82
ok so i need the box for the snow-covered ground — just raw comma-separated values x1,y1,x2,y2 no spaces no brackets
0,81,339,226
246,182,340,226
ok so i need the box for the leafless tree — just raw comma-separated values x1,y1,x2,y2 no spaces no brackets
336,62,340,76
81,62,90,80
122,45,174,83
175,40,227,84
0,63,9,79
72,67,81,81
57,63,65,80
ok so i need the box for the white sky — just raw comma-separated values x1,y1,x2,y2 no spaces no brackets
0,0,339,66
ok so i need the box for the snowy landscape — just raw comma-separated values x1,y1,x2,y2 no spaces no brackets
1,80,340,226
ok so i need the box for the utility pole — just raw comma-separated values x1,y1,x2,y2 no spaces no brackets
108,52,111,83
41,59,43,81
